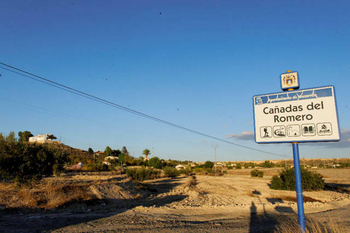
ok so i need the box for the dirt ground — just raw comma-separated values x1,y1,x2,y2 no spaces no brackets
0,168,349,232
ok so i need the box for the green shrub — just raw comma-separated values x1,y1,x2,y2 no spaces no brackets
126,168,147,182
251,169,264,178
136,167,151,181
270,167,324,191
148,157,162,169
150,169,161,179
203,161,214,169
270,175,284,190
179,168,191,175
339,162,350,168
0,140,68,183
53,164,64,176
260,160,276,168
126,167,161,182
85,162,109,172
164,167,180,178
126,168,137,180
193,167,203,173
244,162,256,169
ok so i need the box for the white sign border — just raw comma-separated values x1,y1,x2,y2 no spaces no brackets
253,85,341,144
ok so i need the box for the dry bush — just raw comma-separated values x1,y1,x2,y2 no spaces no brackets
247,189,261,197
0,181,95,209
183,175,197,189
247,190,253,197
43,182,95,209
18,189,40,207
276,214,345,233
0,183,15,203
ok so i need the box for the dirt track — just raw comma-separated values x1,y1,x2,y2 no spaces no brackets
1,169,349,232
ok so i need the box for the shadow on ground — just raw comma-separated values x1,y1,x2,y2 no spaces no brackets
249,201,280,232
325,182,350,193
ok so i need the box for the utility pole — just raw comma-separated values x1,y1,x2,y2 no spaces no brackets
214,145,218,176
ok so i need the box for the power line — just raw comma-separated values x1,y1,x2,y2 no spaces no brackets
0,62,290,158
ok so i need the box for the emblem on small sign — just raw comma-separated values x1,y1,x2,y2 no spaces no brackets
280,71,299,91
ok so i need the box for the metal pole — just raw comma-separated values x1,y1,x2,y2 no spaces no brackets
292,142,306,233
214,145,217,176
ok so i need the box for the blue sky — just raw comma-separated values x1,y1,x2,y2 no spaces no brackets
1,0,349,162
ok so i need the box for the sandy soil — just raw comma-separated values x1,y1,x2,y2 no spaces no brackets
0,168,349,232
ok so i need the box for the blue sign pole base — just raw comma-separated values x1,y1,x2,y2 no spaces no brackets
292,142,306,233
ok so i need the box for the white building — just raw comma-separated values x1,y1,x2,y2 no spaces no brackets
29,133,61,144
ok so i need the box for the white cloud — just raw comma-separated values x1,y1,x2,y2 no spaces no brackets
307,129,350,148
226,131,254,141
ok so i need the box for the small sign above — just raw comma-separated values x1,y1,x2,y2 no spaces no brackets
281,71,299,91
253,86,340,143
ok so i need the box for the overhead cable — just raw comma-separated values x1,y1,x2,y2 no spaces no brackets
0,62,290,158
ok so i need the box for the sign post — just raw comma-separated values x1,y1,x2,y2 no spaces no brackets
292,142,305,232
253,71,340,233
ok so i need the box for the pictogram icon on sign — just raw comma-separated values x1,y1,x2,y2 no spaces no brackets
287,125,301,137
302,124,316,136
317,123,332,136
260,126,272,138
273,126,286,137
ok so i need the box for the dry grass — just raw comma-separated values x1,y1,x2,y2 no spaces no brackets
183,175,197,189
317,168,350,183
276,214,346,233
42,182,95,209
0,181,96,209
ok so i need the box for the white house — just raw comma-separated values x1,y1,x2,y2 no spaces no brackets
103,156,119,166
29,133,61,144
175,164,187,170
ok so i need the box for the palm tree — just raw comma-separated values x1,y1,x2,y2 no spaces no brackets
142,149,151,160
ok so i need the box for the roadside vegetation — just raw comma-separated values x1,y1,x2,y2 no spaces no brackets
1,131,349,183
0,131,67,184
270,167,325,191
251,169,264,178
276,214,346,233
0,132,349,233
0,130,349,210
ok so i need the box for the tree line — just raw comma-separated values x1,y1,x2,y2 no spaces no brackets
0,131,67,183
